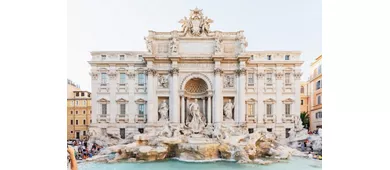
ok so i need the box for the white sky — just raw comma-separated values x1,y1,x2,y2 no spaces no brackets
68,0,322,91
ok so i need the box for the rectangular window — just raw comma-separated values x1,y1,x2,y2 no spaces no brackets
267,55,272,60
102,104,107,114
248,73,254,86
316,80,321,90
83,120,86,125
81,92,84,96
286,128,291,138
247,104,254,116
139,104,145,115
250,55,254,60
120,104,126,114
266,73,272,85
120,73,126,84
76,101,78,106
76,111,78,114
76,92,79,96
90,119,92,124
76,120,78,125
285,55,290,60
285,104,291,115
318,65,322,74
120,128,125,139
301,86,304,93
138,73,145,86
101,55,106,60
285,73,291,85
70,120,73,125
71,101,74,106
120,55,125,60
301,100,303,105
101,73,108,85
266,104,272,115
267,128,272,132
83,101,86,105
83,131,86,136
317,95,322,104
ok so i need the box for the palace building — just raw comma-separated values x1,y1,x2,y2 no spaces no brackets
88,8,303,139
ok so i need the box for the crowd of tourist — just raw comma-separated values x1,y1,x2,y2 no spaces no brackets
67,139,103,160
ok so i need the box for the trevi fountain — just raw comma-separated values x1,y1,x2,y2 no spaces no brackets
81,8,322,170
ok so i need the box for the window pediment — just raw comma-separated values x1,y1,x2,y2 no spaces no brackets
116,98,129,103
97,98,110,104
135,98,147,104
263,98,276,104
282,98,294,103
246,98,257,104
98,68,109,73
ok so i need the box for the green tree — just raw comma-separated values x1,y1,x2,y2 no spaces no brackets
300,111,310,129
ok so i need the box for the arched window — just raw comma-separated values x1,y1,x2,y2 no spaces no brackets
70,111,73,114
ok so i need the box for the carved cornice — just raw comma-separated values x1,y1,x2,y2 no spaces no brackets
235,68,247,76
213,68,223,75
168,68,179,76
146,68,157,76
275,72,283,80
90,72,98,80
294,72,303,80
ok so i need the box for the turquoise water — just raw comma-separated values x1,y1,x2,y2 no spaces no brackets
78,157,321,170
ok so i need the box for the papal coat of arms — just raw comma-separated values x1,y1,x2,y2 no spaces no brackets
179,8,213,36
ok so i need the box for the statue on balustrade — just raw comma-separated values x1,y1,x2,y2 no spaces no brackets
158,100,169,122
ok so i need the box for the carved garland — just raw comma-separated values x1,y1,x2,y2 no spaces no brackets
90,72,98,80
168,68,179,76
294,72,303,80
275,72,284,80
127,72,136,79
257,72,265,79
108,72,117,80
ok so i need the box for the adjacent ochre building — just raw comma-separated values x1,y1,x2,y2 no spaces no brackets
88,8,304,139
300,81,310,114
67,80,92,140
307,55,322,131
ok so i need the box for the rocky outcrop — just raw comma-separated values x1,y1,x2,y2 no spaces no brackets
176,143,220,160
87,123,311,165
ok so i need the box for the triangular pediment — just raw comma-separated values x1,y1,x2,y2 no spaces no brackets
97,98,110,103
263,98,276,103
116,98,129,103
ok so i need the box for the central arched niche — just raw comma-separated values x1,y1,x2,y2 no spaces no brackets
184,78,208,97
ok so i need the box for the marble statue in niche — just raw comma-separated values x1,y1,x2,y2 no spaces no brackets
186,98,206,133
158,100,169,122
223,99,234,121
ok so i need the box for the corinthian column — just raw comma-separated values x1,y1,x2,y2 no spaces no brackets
169,68,180,123
146,68,156,123
236,68,247,123
181,95,185,124
207,95,212,125
213,68,223,123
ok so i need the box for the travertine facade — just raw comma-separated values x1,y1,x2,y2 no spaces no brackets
67,80,92,140
88,8,303,139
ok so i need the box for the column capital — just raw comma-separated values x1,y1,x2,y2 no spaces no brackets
235,68,247,76
145,68,157,76
214,68,223,76
168,68,179,76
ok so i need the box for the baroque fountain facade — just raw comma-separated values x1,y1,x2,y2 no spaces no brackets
87,8,319,164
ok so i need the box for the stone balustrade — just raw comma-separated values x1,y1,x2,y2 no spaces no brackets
116,114,129,123
263,114,275,123
97,114,110,123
